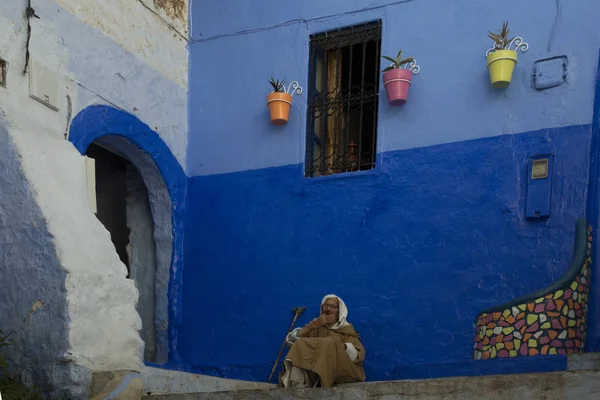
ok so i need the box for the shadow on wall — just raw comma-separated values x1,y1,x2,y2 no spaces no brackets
0,117,90,398
68,105,187,365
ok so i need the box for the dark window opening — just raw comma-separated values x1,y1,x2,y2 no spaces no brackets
86,143,131,277
305,21,382,177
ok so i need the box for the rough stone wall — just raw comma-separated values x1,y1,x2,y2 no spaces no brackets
0,116,92,398
153,0,187,28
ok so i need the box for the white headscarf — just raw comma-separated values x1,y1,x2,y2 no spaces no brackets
321,294,350,330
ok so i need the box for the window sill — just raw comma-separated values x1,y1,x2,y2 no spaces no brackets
302,167,381,183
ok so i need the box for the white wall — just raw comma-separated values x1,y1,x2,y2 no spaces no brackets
0,0,188,389
0,0,188,167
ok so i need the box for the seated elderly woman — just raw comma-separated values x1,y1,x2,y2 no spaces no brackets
280,294,366,388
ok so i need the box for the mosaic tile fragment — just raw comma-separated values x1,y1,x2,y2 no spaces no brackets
472,225,592,361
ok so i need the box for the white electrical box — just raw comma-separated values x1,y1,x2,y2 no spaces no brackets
85,156,97,213
29,60,60,111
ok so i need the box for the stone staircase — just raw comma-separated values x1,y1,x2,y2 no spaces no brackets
139,353,600,400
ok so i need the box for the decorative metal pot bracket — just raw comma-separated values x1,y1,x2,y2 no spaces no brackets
486,37,529,57
282,81,303,96
385,60,421,75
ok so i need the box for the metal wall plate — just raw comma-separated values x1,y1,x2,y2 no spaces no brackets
532,55,568,90
29,59,60,111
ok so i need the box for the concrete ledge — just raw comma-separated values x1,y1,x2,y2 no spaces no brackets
91,370,142,400
143,370,600,399
567,352,600,371
141,352,600,397
141,367,276,395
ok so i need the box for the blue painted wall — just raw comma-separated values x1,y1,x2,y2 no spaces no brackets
585,55,600,352
183,0,600,381
180,125,590,380
188,0,599,176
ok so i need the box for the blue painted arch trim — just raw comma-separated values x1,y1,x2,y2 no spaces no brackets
68,104,186,364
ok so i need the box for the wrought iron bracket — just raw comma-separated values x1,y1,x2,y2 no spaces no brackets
282,81,303,96
486,37,529,57
385,60,421,75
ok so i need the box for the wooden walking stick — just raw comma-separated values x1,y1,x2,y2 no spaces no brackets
267,306,306,383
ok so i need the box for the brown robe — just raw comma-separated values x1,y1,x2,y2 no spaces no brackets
283,323,366,387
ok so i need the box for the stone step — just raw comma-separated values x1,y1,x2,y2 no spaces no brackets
143,369,600,399
141,353,600,400
141,366,275,396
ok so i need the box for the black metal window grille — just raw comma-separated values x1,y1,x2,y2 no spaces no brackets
305,21,382,177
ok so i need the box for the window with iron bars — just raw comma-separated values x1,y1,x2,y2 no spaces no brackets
305,21,382,178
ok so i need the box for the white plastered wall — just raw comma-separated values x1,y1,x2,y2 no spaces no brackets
9,124,145,373
0,0,188,377
0,0,188,167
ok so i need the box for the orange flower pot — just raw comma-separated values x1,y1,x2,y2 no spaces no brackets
266,92,293,126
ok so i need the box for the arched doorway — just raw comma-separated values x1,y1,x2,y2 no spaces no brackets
68,105,186,365
86,140,162,362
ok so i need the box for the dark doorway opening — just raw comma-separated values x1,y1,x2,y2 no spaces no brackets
85,142,157,362
86,143,131,276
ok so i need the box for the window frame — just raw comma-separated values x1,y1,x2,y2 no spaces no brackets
304,20,383,179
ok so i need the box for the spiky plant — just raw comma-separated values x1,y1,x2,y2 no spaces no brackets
269,78,285,93
488,21,514,50
382,49,415,72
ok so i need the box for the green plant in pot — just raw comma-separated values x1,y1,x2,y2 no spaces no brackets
266,77,292,125
382,49,420,106
268,78,285,93
266,78,303,126
486,21,529,88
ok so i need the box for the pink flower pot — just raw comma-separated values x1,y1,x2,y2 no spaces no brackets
383,68,413,106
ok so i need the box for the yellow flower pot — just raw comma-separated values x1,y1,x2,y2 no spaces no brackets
487,50,518,89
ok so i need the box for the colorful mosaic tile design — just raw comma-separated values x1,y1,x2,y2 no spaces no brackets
473,225,592,360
